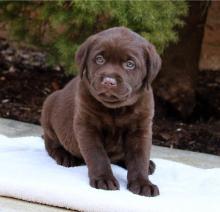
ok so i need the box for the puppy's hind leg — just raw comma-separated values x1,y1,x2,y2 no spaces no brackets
44,131,82,167
148,160,156,175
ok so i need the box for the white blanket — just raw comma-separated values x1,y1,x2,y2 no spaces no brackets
0,135,220,212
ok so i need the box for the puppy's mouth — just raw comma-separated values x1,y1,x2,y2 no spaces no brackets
96,89,131,104
98,93,124,103
90,80,132,106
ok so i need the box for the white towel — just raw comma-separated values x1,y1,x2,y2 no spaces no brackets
0,135,220,212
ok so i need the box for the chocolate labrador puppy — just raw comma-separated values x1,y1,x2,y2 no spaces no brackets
41,27,161,197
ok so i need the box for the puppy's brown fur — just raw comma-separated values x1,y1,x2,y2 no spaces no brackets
41,27,161,196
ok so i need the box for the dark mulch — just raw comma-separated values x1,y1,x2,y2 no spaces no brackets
0,38,71,123
0,38,220,156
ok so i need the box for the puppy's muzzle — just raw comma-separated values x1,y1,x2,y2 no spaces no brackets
101,77,117,88
91,74,131,103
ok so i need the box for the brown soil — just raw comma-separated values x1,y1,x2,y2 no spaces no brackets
0,38,220,156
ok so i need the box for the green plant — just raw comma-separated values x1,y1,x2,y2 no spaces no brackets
0,0,188,75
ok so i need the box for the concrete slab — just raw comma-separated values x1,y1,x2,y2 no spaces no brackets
0,118,43,138
0,118,219,211
152,145,220,169
0,196,73,212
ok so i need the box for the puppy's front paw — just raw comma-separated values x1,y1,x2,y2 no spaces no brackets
128,179,159,197
90,175,119,190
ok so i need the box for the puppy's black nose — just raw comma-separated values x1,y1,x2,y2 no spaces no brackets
101,77,117,87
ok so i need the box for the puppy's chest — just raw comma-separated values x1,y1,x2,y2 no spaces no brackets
98,109,140,162
99,108,139,128
101,126,125,162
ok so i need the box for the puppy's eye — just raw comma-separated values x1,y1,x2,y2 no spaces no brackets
95,55,105,65
123,60,136,70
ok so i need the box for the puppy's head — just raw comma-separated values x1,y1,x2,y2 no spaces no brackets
75,27,161,108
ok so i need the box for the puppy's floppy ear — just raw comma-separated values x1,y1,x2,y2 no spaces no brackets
144,42,161,88
75,35,96,79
